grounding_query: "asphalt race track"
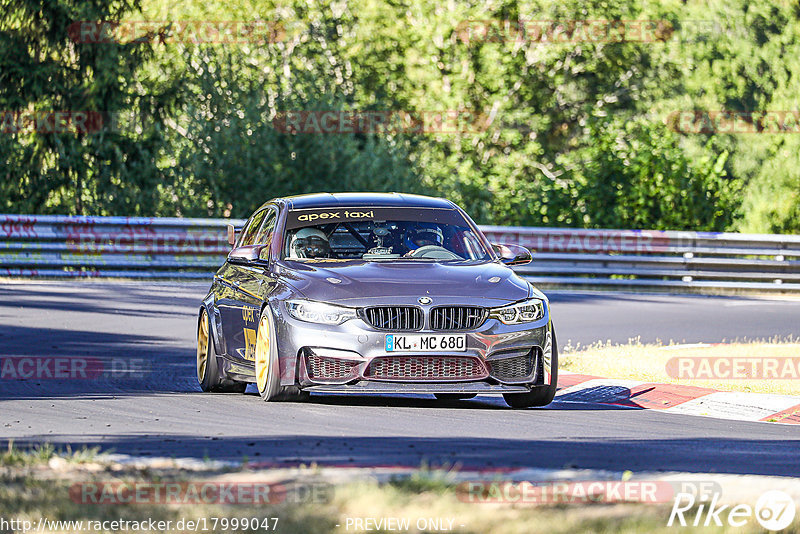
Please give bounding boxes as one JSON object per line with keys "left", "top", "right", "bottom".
{"left": 1, "top": 282, "right": 799, "bottom": 476}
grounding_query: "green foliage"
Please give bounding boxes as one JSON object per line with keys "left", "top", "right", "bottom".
{"left": 1, "top": 0, "right": 798, "bottom": 232}
{"left": 0, "top": 0, "right": 180, "bottom": 215}
{"left": 160, "top": 46, "right": 426, "bottom": 218}
{"left": 0, "top": 442, "right": 55, "bottom": 466}
{"left": 571, "top": 118, "right": 738, "bottom": 230}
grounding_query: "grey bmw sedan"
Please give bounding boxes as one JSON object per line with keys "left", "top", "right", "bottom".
{"left": 197, "top": 192, "right": 557, "bottom": 408}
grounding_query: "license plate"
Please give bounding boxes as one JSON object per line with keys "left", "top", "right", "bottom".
{"left": 385, "top": 334, "right": 467, "bottom": 352}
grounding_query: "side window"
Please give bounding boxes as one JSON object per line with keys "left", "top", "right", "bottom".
{"left": 238, "top": 210, "right": 267, "bottom": 247}
{"left": 254, "top": 210, "right": 277, "bottom": 246}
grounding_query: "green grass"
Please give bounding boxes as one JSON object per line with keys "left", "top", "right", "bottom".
{"left": 2, "top": 450, "right": 797, "bottom": 533}
{"left": 561, "top": 338, "right": 800, "bottom": 396}
{"left": 1, "top": 442, "right": 102, "bottom": 466}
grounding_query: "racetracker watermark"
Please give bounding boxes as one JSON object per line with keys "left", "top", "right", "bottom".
{"left": 455, "top": 19, "right": 732, "bottom": 45}
{"left": 0, "top": 517, "right": 279, "bottom": 533}
{"left": 481, "top": 229, "right": 685, "bottom": 254}
{"left": 667, "top": 110, "right": 800, "bottom": 134}
{"left": 65, "top": 229, "right": 227, "bottom": 255}
{"left": 0, "top": 110, "right": 153, "bottom": 136}
{"left": 0, "top": 357, "right": 150, "bottom": 380}
{"left": 272, "top": 110, "right": 492, "bottom": 135}
{"left": 666, "top": 357, "right": 800, "bottom": 380}
{"left": 455, "top": 19, "right": 676, "bottom": 44}
{"left": 0, "top": 111, "right": 105, "bottom": 134}
{"left": 67, "top": 20, "right": 287, "bottom": 44}
{"left": 70, "top": 481, "right": 331, "bottom": 505}
{"left": 456, "top": 480, "right": 679, "bottom": 504}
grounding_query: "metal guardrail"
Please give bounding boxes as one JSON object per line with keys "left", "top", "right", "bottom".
{"left": 0, "top": 214, "right": 238, "bottom": 279}
{"left": 481, "top": 225, "right": 800, "bottom": 291}
{"left": 2, "top": 214, "right": 800, "bottom": 291}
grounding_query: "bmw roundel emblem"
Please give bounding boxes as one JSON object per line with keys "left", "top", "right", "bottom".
{"left": 418, "top": 296, "right": 432, "bottom": 305}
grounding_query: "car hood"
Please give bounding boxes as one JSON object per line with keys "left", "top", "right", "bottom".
{"left": 277, "top": 259, "right": 533, "bottom": 307}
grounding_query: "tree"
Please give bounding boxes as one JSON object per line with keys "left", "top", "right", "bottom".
{"left": 0, "top": 0, "right": 179, "bottom": 215}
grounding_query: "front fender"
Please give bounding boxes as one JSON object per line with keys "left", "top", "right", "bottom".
{"left": 265, "top": 281, "right": 303, "bottom": 386}
{"left": 201, "top": 291, "right": 227, "bottom": 356}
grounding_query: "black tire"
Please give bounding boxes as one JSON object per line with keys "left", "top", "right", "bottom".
{"left": 434, "top": 394, "right": 477, "bottom": 401}
{"left": 197, "top": 309, "right": 247, "bottom": 393}
{"left": 503, "top": 328, "right": 558, "bottom": 408}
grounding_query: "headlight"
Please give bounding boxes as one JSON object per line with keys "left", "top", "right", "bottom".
{"left": 286, "top": 300, "right": 357, "bottom": 325}
{"left": 489, "top": 299, "right": 544, "bottom": 324}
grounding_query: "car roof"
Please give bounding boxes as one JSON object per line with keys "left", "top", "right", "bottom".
{"left": 276, "top": 192, "right": 457, "bottom": 210}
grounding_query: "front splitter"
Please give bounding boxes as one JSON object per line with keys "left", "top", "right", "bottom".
{"left": 302, "top": 381, "right": 535, "bottom": 395}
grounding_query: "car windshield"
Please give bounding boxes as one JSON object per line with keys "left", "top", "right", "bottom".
{"left": 282, "top": 207, "right": 493, "bottom": 262}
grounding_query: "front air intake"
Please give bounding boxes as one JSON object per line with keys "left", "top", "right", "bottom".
{"left": 430, "top": 306, "right": 486, "bottom": 331}
{"left": 365, "top": 356, "right": 487, "bottom": 381}
{"left": 362, "top": 306, "right": 423, "bottom": 331}
{"left": 306, "top": 354, "right": 359, "bottom": 381}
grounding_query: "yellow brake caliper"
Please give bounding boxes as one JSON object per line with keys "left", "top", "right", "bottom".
{"left": 255, "top": 313, "right": 271, "bottom": 392}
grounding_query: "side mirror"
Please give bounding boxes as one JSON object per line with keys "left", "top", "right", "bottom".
{"left": 492, "top": 243, "right": 532, "bottom": 266}
{"left": 226, "top": 223, "right": 236, "bottom": 246}
{"left": 228, "top": 244, "right": 268, "bottom": 263}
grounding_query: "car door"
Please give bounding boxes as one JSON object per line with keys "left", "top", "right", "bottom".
{"left": 221, "top": 207, "right": 279, "bottom": 363}
{"left": 217, "top": 208, "right": 268, "bottom": 361}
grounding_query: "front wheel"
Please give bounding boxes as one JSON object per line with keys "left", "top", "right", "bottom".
{"left": 503, "top": 328, "right": 558, "bottom": 408}
{"left": 255, "top": 308, "right": 282, "bottom": 401}
{"left": 197, "top": 308, "right": 246, "bottom": 393}
{"left": 253, "top": 307, "right": 309, "bottom": 402}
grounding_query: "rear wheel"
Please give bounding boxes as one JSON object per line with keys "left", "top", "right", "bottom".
{"left": 197, "top": 308, "right": 246, "bottom": 393}
{"left": 503, "top": 328, "right": 558, "bottom": 408}
{"left": 434, "top": 394, "right": 477, "bottom": 401}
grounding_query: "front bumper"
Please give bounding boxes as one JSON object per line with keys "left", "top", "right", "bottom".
{"left": 272, "top": 300, "right": 554, "bottom": 391}
{"left": 302, "top": 381, "right": 535, "bottom": 395}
